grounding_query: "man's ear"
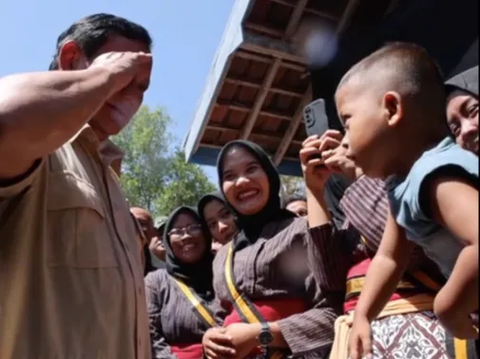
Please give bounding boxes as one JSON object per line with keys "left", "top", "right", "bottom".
{"left": 383, "top": 91, "right": 403, "bottom": 127}
{"left": 57, "top": 40, "right": 87, "bottom": 70}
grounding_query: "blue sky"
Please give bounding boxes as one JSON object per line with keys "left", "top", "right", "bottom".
{"left": 0, "top": 0, "right": 235, "bottom": 179}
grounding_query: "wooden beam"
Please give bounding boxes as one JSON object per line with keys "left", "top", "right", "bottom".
{"left": 240, "top": 58, "right": 282, "bottom": 139}
{"left": 336, "top": 0, "right": 363, "bottom": 34}
{"left": 235, "top": 50, "right": 305, "bottom": 73}
{"left": 285, "top": 0, "right": 309, "bottom": 39}
{"left": 270, "top": 0, "right": 338, "bottom": 21}
{"left": 235, "top": 50, "right": 272, "bottom": 64}
{"left": 206, "top": 124, "right": 303, "bottom": 145}
{"left": 192, "top": 56, "right": 235, "bottom": 154}
{"left": 274, "top": 86, "right": 312, "bottom": 165}
{"left": 241, "top": 32, "right": 306, "bottom": 65}
{"left": 241, "top": 42, "right": 305, "bottom": 66}
{"left": 270, "top": 86, "right": 304, "bottom": 98}
{"left": 199, "top": 142, "right": 300, "bottom": 163}
{"left": 224, "top": 77, "right": 304, "bottom": 98}
{"left": 199, "top": 143, "right": 224, "bottom": 152}
{"left": 215, "top": 101, "right": 293, "bottom": 122}
{"left": 244, "top": 22, "right": 284, "bottom": 38}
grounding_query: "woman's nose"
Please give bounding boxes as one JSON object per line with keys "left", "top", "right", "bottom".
{"left": 180, "top": 231, "right": 192, "bottom": 240}
{"left": 218, "top": 222, "right": 228, "bottom": 234}
{"left": 235, "top": 175, "right": 250, "bottom": 186}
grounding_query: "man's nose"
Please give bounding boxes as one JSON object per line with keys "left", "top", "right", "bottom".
{"left": 461, "top": 119, "right": 478, "bottom": 142}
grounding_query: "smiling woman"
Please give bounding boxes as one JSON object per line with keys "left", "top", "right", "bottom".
{"left": 201, "top": 140, "right": 340, "bottom": 359}
{"left": 145, "top": 207, "right": 226, "bottom": 359}
{"left": 446, "top": 66, "right": 479, "bottom": 155}
{"left": 198, "top": 191, "right": 238, "bottom": 252}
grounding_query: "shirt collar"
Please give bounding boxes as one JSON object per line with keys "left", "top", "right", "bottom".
{"left": 69, "top": 124, "right": 124, "bottom": 176}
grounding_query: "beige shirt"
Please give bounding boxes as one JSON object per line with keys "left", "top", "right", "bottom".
{"left": 0, "top": 126, "right": 150, "bottom": 359}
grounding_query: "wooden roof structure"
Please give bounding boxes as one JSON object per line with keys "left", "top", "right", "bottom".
{"left": 183, "top": 0, "right": 478, "bottom": 176}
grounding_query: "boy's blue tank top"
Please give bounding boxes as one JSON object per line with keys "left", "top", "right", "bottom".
{"left": 385, "top": 137, "right": 478, "bottom": 277}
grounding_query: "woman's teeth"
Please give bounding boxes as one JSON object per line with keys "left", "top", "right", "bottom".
{"left": 237, "top": 190, "right": 258, "bottom": 200}
{"left": 183, "top": 243, "right": 196, "bottom": 252}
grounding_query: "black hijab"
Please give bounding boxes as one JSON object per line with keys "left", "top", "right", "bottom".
{"left": 446, "top": 66, "right": 479, "bottom": 97}
{"left": 217, "top": 140, "right": 296, "bottom": 251}
{"left": 163, "top": 206, "right": 214, "bottom": 300}
{"left": 197, "top": 191, "right": 226, "bottom": 224}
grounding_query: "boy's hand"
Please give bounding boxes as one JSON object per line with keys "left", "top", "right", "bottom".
{"left": 348, "top": 316, "right": 373, "bottom": 359}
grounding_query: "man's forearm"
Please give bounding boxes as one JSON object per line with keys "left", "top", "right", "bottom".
{"left": 0, "top": 68, "right": 113, "bottom": 177}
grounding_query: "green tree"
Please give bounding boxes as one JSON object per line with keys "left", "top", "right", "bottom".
{"left": 112, "top": 106, "right": 215, "bottom": 217}
{"left": 155, "top": 150, "right": 216, "bottom": 215}
{"left": 281, "top": 175, "right": 305, "bottom": 197}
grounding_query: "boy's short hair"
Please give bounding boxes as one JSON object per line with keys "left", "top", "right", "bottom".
{"left": 338, "top": 42, "right": 447, "bottom": 122}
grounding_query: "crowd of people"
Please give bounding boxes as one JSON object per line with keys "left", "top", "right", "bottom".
{"left": 0, "top": 12, "right": 478, "bottom": 359}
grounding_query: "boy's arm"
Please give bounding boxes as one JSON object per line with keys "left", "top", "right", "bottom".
{"left": 353, "top": 210, "right": 415, "bottom": 321}
{"left": 429, "top": 175, "right": 479, "bottom": 339}
{"left": 348, "top": 211, "right": 414, "bottom": 359}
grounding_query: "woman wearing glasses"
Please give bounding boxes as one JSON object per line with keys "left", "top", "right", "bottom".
{"left": 145, "top": 207, "right": 226, "bottom": 359}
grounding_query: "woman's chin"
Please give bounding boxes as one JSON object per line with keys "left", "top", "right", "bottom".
{"left": 234, "top": 200, "right": 266, "bottom": 216}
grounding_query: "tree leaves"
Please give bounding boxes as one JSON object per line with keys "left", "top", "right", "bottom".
{"left": 112, "top": 106, "right": 215, "bottom": 217}
{"left": 281, "top": 175, "right": 305, "bottom": 197}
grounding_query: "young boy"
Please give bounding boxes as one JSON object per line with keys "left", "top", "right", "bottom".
{"left": 334, "top": 43, "right": 479, "bottom": 359}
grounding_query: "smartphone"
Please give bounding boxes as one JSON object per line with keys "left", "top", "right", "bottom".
{"left": 304, "top": 98, "right": 329, "bottom": 138}
{"left": 303, "top": 98, "right": 329, "bottom": 164}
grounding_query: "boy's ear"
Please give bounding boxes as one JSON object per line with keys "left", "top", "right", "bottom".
{"left": 383, "top": 91, "right": 403, "bottom": 127}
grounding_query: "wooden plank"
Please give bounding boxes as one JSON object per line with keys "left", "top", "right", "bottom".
{"left": 285, "top": 0, "right": 309, "bottom": 39}
{"left": 192, "top": 55, "right": 235, "bottom": 154}
{"left": 206, "top": 124, "right": 303, "bottom": 145}
{"left": 244, "top": 22, "right": 284, "bottom": 38}
{"left": 215, "top": 101, "right": 293, "bottom": 122}
{"left": 274, "top": 86, "right": 312, "bottom": 165}
{"left": 224, "top": 77, "right": 304, "bottom": 98}
{"left": 240, "top": 31, "right": 306, "bottom": 65}
{"left": 235, "top": 51, "right": 305, "bottom": 72}
{"left": 241, "top": 42, "right": 305, "bottom": 65}
{"left": 270, "top": 0, "right": 339, "bottom": 21}
{"left": 240, "top": 58, "right": 282, "bottom": 139}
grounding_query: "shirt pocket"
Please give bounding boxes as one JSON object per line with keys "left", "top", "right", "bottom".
{"left": 46, "top": 171, "right": 118, "bottom": 268}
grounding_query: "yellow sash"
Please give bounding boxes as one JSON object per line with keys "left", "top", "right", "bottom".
{"left": 346, "top": 276, "right": 416, "bottom": 299}
{"left": 174, "top": 278, "right": 217, "bottom": 328}
{"left": 225, "top": 244, "right": 284, "bottom": 359}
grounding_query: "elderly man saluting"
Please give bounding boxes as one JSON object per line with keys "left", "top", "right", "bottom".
{"left": 0, "top": 14, "right": 153, "bottom": 359}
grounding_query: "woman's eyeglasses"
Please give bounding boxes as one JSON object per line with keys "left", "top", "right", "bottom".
{"left": 168, "top": 224, "right": 203, "bottom": 239}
